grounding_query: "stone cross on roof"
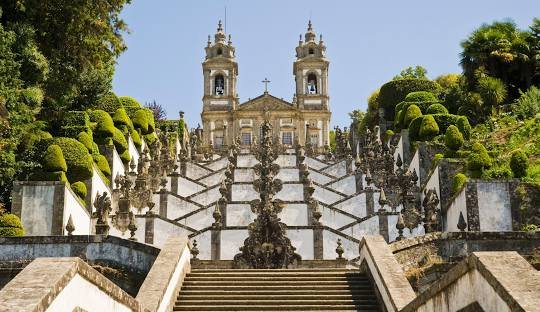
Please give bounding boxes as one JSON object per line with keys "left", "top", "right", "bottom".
{"left": 262, "top": 77, "right": 271, "bottom": 93}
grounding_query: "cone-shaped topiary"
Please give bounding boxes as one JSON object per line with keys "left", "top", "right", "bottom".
{"left": 403, "top": 104, "right": 422, "bottom": 128}
{"left": 77, "top": 132, "right": 93, "bottom": 152}
{"left": 419, "top": 115, "right": 439, "bottom": 140}
{"left": 53, "top": 137, "right": 94, "bottom": 183}
{"left": 408, "top": 116, "right": 424, "bottom": 141}
{"left": 43, "top": 144, "right": 67, "bottom": 172}
{"left": 510, "top": 149, "right": 528, "bottom": 178}
{"left": 378, "top": 79, "right": 440, "bottom": 118}
{"left": 0, "top": 214, "right": 24, "bottom": 236}
{"left": 89, "top": 110, "right": 115, "bottom": 140}
{"left": 444, "top": 125, "right": 464, "bottom": 151}
{"left": 71, "top": 181, "right": 87, "bottom": 200}
{"left": 427, "top": 103, "right": 449, "bottom": 115}
{"left": 112, "top": 127, "right": 128, "bottom": 153}
{"left": 132, "top": 109, "right": 150, "bottom": 134}
{"left": 119, "top": 149, "right": 131, "bottom": 164}
{"left": 467, "top": 142, "right": 492, "bottom": 178}
{"left": 456, "top": 116, "right": 471, "bottom": 140}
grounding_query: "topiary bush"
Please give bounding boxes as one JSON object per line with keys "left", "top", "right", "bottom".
{"left": 408, "top": 116, "right": 424, "bottom": 141}
{"left": 484, "top": 165, "right": 512, "bottom": 179}
{"left": 71, "top": 181, "right": 87, "bottom": 200}
{"left": 119, "top": 149, "right": 131, "bottom": 164}
{"left": 394, "top": 109, "right": 404, "bottom": 129}
{"left": 467, "top": 142, "right": 492, "bottom": 178}
{"left": 378, "top": 78, "right": 441, "bottom": 120}
{"left": 403, "top": 104, "right": 422, "bottom": 128}
{"left": 452, "top": 173, "right": 468, "bottom": 193}
{"left": 61, "top": 111, "right": 90, "bottom": 138}
{"left": 112, "top": 128, "right": 128, "bottom": 153}
{"left": 456, "top": 116, "right": 472, "bottom": 140}
{"left": 403, "top": 91, "right": 439, "bottom": 112}
{"left": 94, "top": 92, "right": 122, "bottom": 113}
{"left": 53, "top": 137, "right": 94, "bottom": 183}
{"left": 444, "top": 125, "right": 464, "bottom": 151}
{"left": 431, "top": 114, "right": 461, "bottom": 133}
{"left": 144, "top": 132, "right": 157, "bottom": 145}
{"left": 419, "top": 115, "right": 439, "bottom": 141}
{"left": 132, "top": 108, "right": 155, "bottom": 135}
{"left": 427, "top": 103, "right": 449, "bottom": 115}
{"left": 77, "top": 132, "right": 93, "bottom": 152}
{"left": 119, "top": 96, "right": 141, "bottom": 108}
{"left": 131, "top": 129, "right": 142, "bottom": 149}
{"left": 89, "top": 110, "right": 115, "bottom": 140}
{"left": 43, "top": 144, "right": 67, "bottom": 172}
{"left": 510, "top": 149, "right": 528, "bottom": 178}
{"left": 113, "top": 108, "right": 133, "bottom": 131}
{"left": 93, "top": 154, "right": 111, "bottom": 177}
{"left": 0, "top": 214, "right": 24, "bottom": 236}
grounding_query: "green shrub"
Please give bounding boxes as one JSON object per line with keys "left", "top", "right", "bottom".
{"left": 132, "top": 108, "right": 156, "bottom": 135}
{"left": 484, "top": 165, "right": 512, "bottom": 179}
{"left": 0, "top": 214, "right": 24, "bottom": 237}
{"left": 71, "top": 181, "right": 87, "bottom": 200}
{"left": 31, "top": 171, "right": 68, "bottom": 183}
{"left": 119, "top": 96, "right": 141, "bottom": 108}
{"left": 94, "top": 92, "right": 122, "bottom": 113}
{"left": 144, "top": 132, "right": 157, "bottom": 144}
{"left": 53, "top": 137, "right": 94, "bottom": 183}
{"left": 521, "top": 224, "right": 540, "bottom": 232}
{"left": 378, "top": 78, "right": 440, "bottom": 119}
{"left": 404, "top": 91, "right": 438, "bottom": 103}
{"left": 130, "top": 129, "right": 142, "bottom": 149}
{"left": 77, "top": 132, "right": 93, "bottom": 152}
{"left": 403, "top": 104, "right": 422, "bottom": 128}
{"left": 456, "top": 116, "right": 472, "bottom": 140}
{"left": 93, "top": 154, "right": 111, "bottom": 177}
{"left": 444, "top": 125, "right": 464, "bottom": 150}
{"left": 510, "top": 149, "right": 528, "bottom": 178}
{"left": 452, "top": 173, "right": 468, "bottom": 193}
{"left": 61, "top": 111, "right": 91, "bottom": 138}
{"left": 20, "top": 86, "right": 44, "bottom": 107}
{"left": 394, "top": 109, "right": 403, "bottom": 129}
{"left": 431, "top": 114, "right": 461, "bottom": 133}
{"left": 427, "top": 103, "right": 449, "bottom": 115}
{"left": 431, "top": 153, "right": 444, "bottom": 171}
{"left": 112, "top": 127, "right": 128, "bottom": 153}
{"left": 512, "top": 86, "right": 540, "bottom": 120}
{"left": 43, "top": 144, "right": 67, "bottom": 172}
{"left": 119, "top": 149, "right": 131, "bottom": 164}
{"left": 113, "top": 108, "right": 133, "bottom": 130}
{"left": 408, "top": 116, "right": 424, "bottom": 141}
{"left": 419, "top": 115, "right": 439, "bottom": 140}
{"left": 89, "top": 110, "right": 115, "bottom": 140}
{"left": 467, "top": 142, "right": 492, "bottom": 178}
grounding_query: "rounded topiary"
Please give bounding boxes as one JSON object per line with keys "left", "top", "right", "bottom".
{"left": 456, "top": 116, "right": 471, "bottom": 140}
{"left": 119, "top": 96, "right": 141, "bottom": 108}
{"left": 419, "top": 115, "right": 439, "bottom": 140}
{"left": 510, "top": 149, "right": 528, "bottom": 178}
{"left": 53, "top": 137, "right": 94, "bottom": 183}
{"left": 132, "top": 109, "right": 152, "bottom": 135}
{"left": 452, "top": 173, "right": 468, "bottom": 193}
{"left": 93, "top": 154, "right": 111, "bottom": 177}
{"left": 394, "top": 110, "right": 403, "bottom": 129}
{"left": 378, "top": 78, "right": 440, "bottom": 118}
{"left": 95, "top": 92, "right": 122, "bottom": 113}
{"left": 119, "top": 149, "right": 131, "bottom": 164}
{"left": 71, "top": 181, "right": 87, "bottom": 200}
{"left": 113, "top": 108, "right": 134, "bottom": 130}
{"left": 144, "top": 132, "right": 157, "bottom": 144}
{"left": 427, "top": 103, "right": 449, "bottom": 115}
{"left": 467, "top": 142, "right": 492, "bottom": 177}
{"left": 77, "top": 132, "right": 93, "bottom": 152}
{"left": 408, "top": 116, "right": 424, "bottom": 141}
{"left": 89, "top": 110, "right": 115, "bottom": 140}
{"left": 444, "top": 125, "right": 464, "bottom": 151}
{"left": 404, "top": 91, "right": 438, "bottom": 103}
{"left": 112, "top": 127, "right": 128, "bottom": 153}
{"left": 43, "top": 144, "right": 67, "bottom": 172}
{"left": 403, "top": 104, "right": 422, "bottom": 128}
{"left": 130, "top": 129, "right": 142, "bottom": 149}
{"left": 0, "top": 214, "right": 24, "bottom": 237}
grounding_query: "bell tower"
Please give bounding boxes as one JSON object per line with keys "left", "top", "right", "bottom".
{"left": 293, "top": 21, "right": 329, "bottom": 110}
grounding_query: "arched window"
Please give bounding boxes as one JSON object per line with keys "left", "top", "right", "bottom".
{"left": 217, "top": 48, "right": 223, "bottom": 55}
{"left": 309, "top": 48, "right": 314, "bottom": 55}
{"left": 214, "top": 75, "right": 225, "bottom": 95}
{"left": 307, "top": 73, "right": 317, "bottom": 94}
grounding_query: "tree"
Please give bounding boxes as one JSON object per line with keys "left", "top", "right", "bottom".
{"left": 145, "top": 100, "right": 167, "bottom": 122}
{"left": 393, "top": 66, "right": 428, "bottom": 80}
{"left": 476, "top": 76, "right": 507, "bottom": 115}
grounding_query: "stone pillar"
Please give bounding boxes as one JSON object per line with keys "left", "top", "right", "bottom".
{"left": 52, "top": 183, "right": 66, "bottom": 235}
{"left": 159, "top": 191, "right": 168, "bottom": 218}
{"left": 465, "top": 183, "right": 480, "bottom": 231}
{"left": 365, "top": 189, "right": 375, "bottom": 215}
{"left": 378, "top": 213, "right": 389, "bottom": 242}
{"left": 355, "top": 172, "right": 363, "bottom": 193}
{"left": 508, "top": 181, "right": 522, "bottom": 230}
{"left": 144, "top": 215, "right": 155, "bottom": 244}
{"left": 313, "top": 225, "right": 323, "bottom": 260}
{"left": 170, "top": 173, "right": 179, "bottom": 195}
{"left": 210, "top": 228, "right": 221, "bottom": 260}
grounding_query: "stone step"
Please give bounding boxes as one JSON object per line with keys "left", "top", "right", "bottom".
{"left": 173, "top": 304, "right": 379, "bottom": 311}
{"left": 181, "top": 284, "right": 373, "bottom": 291}
{"left": 185, "top": 276, "right": 368, "bottom": 282}
{"left": 178, "top": 294, "right": 377, "bottom": 301}
{"left": 182, "top": 280, "right": 370, "bottom": 286}
{"left": 190, "top": 268, "right": 356, "bottom": 273}
{"left": 178, "top": 289, "right": 374, "bottom": 296}
{"left": 176, "top": 299, "right": 378, "bottom": 305}
{"left": 187, "top": 271, "right": 363, "bottom": 278}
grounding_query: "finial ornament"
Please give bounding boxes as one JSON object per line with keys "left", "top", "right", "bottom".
{"left": 217, "top": 20, "right": 223, "bottom": 32}
{"left": 308, "top": 20, "right": 313, "bottom": 31}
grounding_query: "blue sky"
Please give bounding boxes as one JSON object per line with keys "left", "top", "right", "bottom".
{"left": 113, "top": 0, "right": 540, "bottom": 128}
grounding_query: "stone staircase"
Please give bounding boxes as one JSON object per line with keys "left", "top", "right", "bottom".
{"left": 174, "top": 269, "right": 381, "bottom": 311}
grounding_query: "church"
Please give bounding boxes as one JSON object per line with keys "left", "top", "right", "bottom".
{"left": 200, "top": 20, "right": 331, "bottom": 151}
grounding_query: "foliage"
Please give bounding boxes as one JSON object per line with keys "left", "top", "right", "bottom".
{"left": 93, "top": 154, "right": 111, "bottom": 177}
{"left": 393, "top": 66, "right": 428, "bottom": 80}
{"left": 43, "top": 144, "right": 67, "bottom": 172}
{"left": 349, "top": 109, "right": 366, "bottom": 136}
{"left": 0, "top": 213, "right": 24, "bottom": 236}
{"left": 404, "top": 91, "right": 438, "bottom": 104}
{"left": 144, "top": 100, "right": 166, "bottom": 122}
{"left": 427, "top": 103, "right": 449, "bottom": 115}
{"left": 483, "top": 164, "right": 513, "bottom": 179}
{"left": 510, "top": 149, "right": 528, "bottom": 178}
{"left": 178, "top": 118, "right": 185, "bottom": 143}
{"left": 71, "top": 181, "right": 87, "bottom": 200}
{"left": 119, "top": 149, "right": 131, "bottom": 164}
{"left": 419, "top": 115, "right": 439, "bottom": 140}
{"left": 476, "top": 76, "right": 507, "bottom": 114}
{"left": 144, "top": 132, "right": 157, "bottom": 145}
{"left": 512, "top": 86, "right": 540, "bottom": 120}
{"left": 77, "top": 132, "right": 93, "bottom": 152}
{"left": 112, "top": 127, "right": 128, "bottom": 153}
{"left": 521, "top": 224, "right": 540, "bottom": 232}
{"left": 119, "top": 96, "right": 141, "bottom": 108}
{"left": 89, "top": 110, "right": 115, "bottom": 140}
{"left": 467, "top": 142, "right": 492, "bottom": 177}
{"left": 378, "top": 79, "right": 440, "bottom": 119}
{"left": 130, "top": 129, "right": 142, "bottom": 149}
{"left": 94, "top": 92, "right": 122, "bottom": 113}
{"left": 452, "top": 173, "right": 468, "bottom": 193}
{"left": 408, "top": 116, "right": 424, "bottom": 141}
{"left": 132, "top": 108, "right": 155, "bottom": 135}
{"left": 456, "top": 116, "right": 472, "bottom": 140}
{"left": 112, "top": 108, "right": 133, "bottom": 134}
{"left": 403, "top": 104, "right": 422, "bottom": 128}
{"left": 445, "top": 125, "right": 464, "bottom": 151}
{"left": 329, "top": 130, "right": 336, "bottom": 152}
{"left": 52, "top": 137, "right": 94, "bottom": 183}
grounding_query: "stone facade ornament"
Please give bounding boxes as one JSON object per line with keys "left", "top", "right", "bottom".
{"left": 65, "top": 214, "right": 75, "bottom": 235}
{"left": 191, "top": 240, "right": 199, "bottom": 260}
{"left": 423, "top": 188, "right": 441, "bottom": 233}
{"left": 458, "top": 211, "right": 467, "bottom": 232}
{"left": 233, "top": 120, "right": 301, "bottom": 269}
{"left": 93, "top": 192, "right": 111, "bottom": 235}
{"left": 335, "top": 238, "right": 344, "bottom": 259}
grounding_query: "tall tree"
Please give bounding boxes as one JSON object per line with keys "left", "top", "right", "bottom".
{"left": 393, "top": 66, "right": 428, "bottom": 80}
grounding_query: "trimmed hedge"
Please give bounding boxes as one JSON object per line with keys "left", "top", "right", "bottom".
{"left": 144, "top": 132, "right": 157, "bottom": 145}
{"left": 456, "top": 116, "right": 471, "bottom": 140}
{"left": 131, "top": 129, "right": 142, "bottom": 149}
{"left": 119, "top": 149, "right": 131, "bottom": 164}
{"left": 93, "top": 154, "right": 111, "bottom": 177}
{"left": 71, "top": 181, "right": 87, "bottom": 200}
{"left": 510, "top": 150, "right": 528, "bottom": 178}
{"left": 404, "top": 91, "right": 438, "bottom": 103}
{"left": 43, "top": 144, "right": 67, "bottom": 172}
{"left": 112, "top": 128, "right": 128, "bottom": 153}
{"left": 53, "top": 137, "right": 94, "bottom": 183}
{"left": 467, "top": 142, "right": 492, "bottom": 178}
{"left": 31, "top": 171, "right": 68, "bottom": 183}
{"left": 409, "top": 116, "right": 424, "bottom": 141}
{"left": 95, "top": 92, "right": 122, "bottom": 113}
{"left": 0, "top": 214, "right": 24, "bottom": 237}
{"left": 444, "top": 125, "right": 464, "bottom": 151}
{"left": 113, "top": 108, "right": 134, "bottom": 131}
{"left": 452, "top": 173, "right": 468, "bottom": 193}
{"left": 61, "top": 111, "right": 90, "bottom": 138}
{"left": 394, "top": 109, "right": 404, "bottom": 129}
{"left": 403, "top": 104, "right": 422, "bottom": 128}
{"left": 419, "top": 115, "right": 439, "bottom": 140}
{"left": 119, "top": 96, "right": 141, "bottom": 108}
{"left": 77, "top": 132, "right": 93, "bottom": 152}
{"left": 132, "top": 108, "right": 155, "bottom": 135}
{"left": 89, "top": 110, "right": 115, "bottom": 142}
{"left": 378, "top": 79, "right": 440, "bottom": 118}
{"left": 427, "top": 103, "right": 449, "bottom": 115}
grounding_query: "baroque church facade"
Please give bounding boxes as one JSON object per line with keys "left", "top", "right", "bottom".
{"left": 200, "top": 20, "right": 331, "bottom": 150}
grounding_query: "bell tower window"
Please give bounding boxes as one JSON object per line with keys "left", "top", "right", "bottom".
{"left": 307, "top": 73, "right": 318, "bottom": 95}
{"left": 217, "top": 48, "right": 223, "bottom": 55}
{"left": 214, "top": 75, "right": 225, "bottom": 95}
{"left": 309, "top": 48, "right": 314, "bottom": 55}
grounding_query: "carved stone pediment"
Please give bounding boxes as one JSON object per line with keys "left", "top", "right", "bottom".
{"left": 237, "top": 93, "right": 296, "bottom": 112}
